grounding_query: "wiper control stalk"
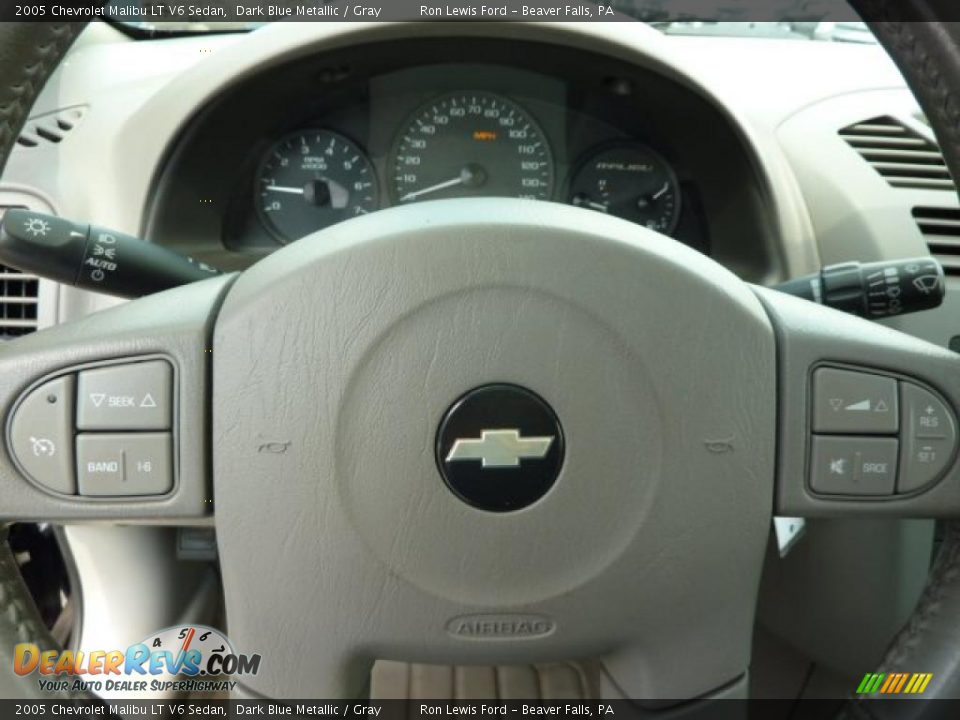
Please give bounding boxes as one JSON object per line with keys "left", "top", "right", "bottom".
{"left": 774, "top": 257, "right": 945, "bottom": 319}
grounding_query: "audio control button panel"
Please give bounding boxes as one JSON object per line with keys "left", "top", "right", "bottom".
{"left": 809, "top": 366, "right": 958, "bottom": 497}
{"left": 7, "top": 358, "right": 176, "bottom": 498}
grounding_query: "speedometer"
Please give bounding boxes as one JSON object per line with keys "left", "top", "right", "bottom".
{"left": 390, "top": 92, "right": 554, "bottom": 205}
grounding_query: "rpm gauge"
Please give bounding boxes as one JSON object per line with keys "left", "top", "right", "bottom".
{"left": 568, "top": 142, "right": 681, "bottom": 234}
{"left": 390, "top": 92, "right": 554, "bottom": 204}
{"left": 257, "top": 129, "right": 377, "bottom": 243}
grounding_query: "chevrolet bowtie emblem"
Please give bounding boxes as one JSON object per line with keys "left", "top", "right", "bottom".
{"left": 446, "top": 429, "right": 554, "bottom": 468}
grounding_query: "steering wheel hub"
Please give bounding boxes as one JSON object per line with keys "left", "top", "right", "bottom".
{"left": 211, "top": 198, "right": 777, "bottom": 698}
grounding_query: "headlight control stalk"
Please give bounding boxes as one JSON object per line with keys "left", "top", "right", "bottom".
{"left": 0, "top": 209, "right": 222, "bottom": 299}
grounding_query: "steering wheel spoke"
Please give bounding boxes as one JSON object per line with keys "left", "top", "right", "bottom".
{"left": 757, "top": 286, "right": 960, "bottom": 517}
{"left": 0, "top": 275, "right": 232, "bottom": 522}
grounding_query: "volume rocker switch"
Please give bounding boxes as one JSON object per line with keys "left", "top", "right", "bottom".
{"left": 812, "top": 368, "right": 898, "bottom": 434}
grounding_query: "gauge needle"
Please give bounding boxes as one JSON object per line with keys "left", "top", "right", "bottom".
{"left": 651, "top": 183, "right": 670, "bottom": 201}
{"left": 571, "top": 194, "right": 609, "bottom": 213}
{"left": 399, "top": 165, "right": 486, "bottom": 202}
{"left": 399, "top": 176, "right": 465, "bottom": 202}
{"left": 265, "top": 185, "right": 305, "bottom": 195}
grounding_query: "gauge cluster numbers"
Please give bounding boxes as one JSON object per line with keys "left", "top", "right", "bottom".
{"left": 390, "top": 91, "right": 555, "bottom": 205}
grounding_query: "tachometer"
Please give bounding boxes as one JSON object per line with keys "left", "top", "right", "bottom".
{"left": 257, "top": 129, "right": 377, "bottom": 243}
{"left": 390, "top": 92, "right": 554, "bottom": 205}
{"left": 568, "top": 142, "right": 681, "bottom": 234}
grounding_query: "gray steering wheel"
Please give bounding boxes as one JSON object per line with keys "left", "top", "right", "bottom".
{"left": 1, "top": 8, "right": 960, "bottom": 706}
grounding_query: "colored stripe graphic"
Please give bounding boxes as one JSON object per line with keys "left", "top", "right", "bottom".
{"left": 880, "top": 674, "right": 897, "bottom": 693}
{"left": 856, "top": 674, "right": 874, "bottom": 694}
{"left": 857, "top": 672, "right": 932, "bottom": 695}
{"left": 860, "top": 673, "right": 881, "bottom": 694}
{"left": 904, "top": 674, "right": 920, "bottom": 693}
{"left": 892, "top": 673, "right": 909, "bottom": 693}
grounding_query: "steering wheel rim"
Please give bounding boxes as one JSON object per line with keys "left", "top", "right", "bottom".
{"left": 0, "top": 21, "right": 97, "bottom": 701}
{"left": 845, "top": 6, "right": 960, "bottom": 710}
{"left": 1, "top": 9, "right": 960, "bottom": 705}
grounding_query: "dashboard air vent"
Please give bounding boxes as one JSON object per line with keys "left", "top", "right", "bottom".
{"left": 0, "top": 207, "right": 39, "bottom": 338}
{"left": 16, "top": 107, "right": 86, "bottom": 149}
{"left": 0, "top": 264, "right": 39, "bottom": 338}
{"left": 840, "top": 116, "right": 956, "bottom": 192}
{"left": 914, "top": 206, "right": 960, "bottom": 275}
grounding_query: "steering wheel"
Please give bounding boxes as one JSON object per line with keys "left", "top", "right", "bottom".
{"left": 2, "top": 8, "right": 960, "bottom": 706}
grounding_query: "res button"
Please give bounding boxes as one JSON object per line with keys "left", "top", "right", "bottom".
{"left": 897, "top": 383, "right": 958, "bottom": 494}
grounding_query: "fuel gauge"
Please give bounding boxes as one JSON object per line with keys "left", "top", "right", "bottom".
{"left": 568, "top": 142, "right": 681, "bottom": 235}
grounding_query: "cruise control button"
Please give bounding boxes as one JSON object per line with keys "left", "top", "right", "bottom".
{"left": 9, "top": 376, "right": 76, "bottom": 494}
{"left": 812, "top": 368, "right": 898, "bottom": 434}
{"left": 898, "top": 383, "right": 958, "bottom": 493}
{"left": 77, "top": 433, "right": 173, "bottom": 497}
{"left": 810, "top": 436, "right": 898, "bottom": 496}
{"left": 77, "top": 360, "right": 172, "bottom": 431}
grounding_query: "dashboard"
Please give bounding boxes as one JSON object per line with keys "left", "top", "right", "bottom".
{"left": 145, "top": 38, "right": 778, "bottom": 278}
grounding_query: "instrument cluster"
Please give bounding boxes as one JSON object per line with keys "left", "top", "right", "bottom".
{"left": 149, "top": 51, "right": 743, "bottom": 268}
{"left": 245, "top": 80, "right": 695, "bottom": 248}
